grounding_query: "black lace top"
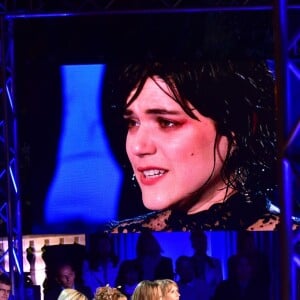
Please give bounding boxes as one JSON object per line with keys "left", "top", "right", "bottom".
{"left": 107, "top": 193, "right": 291, "bottom": 233}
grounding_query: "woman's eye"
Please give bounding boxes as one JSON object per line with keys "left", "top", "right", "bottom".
{"left": 158, "top": 118, "right": 178, "bottom": 128}
{"left": 124, "top": 118, "right": 139, "bottom": 129}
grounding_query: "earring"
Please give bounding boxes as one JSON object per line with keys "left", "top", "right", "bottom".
{"left": 131, "top": 173, "right": 137, "bottom": 188}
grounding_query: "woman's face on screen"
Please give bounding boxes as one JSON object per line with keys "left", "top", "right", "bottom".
{"left": 124, "top": 77, "right": 229, "bottom": 213}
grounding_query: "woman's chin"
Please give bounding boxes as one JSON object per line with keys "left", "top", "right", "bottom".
{"left": 142, "top": 196, "right": 172, "bottom": 211}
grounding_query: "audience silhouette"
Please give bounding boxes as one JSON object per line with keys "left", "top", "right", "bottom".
{"left": 117, "top": 232, "right": 174, "bottom": 285}
{"left": 212, "top": 253, "right": 269, "bottom": 300}
{"left": 82, "top": 232, "right": 120, "bottom": 296}
{"left": 115, "top": 259, "right": 143, "bottom": 298}
{"left": 175, "top": 255, "right": 210, "bottom": 300}
{"left": 227, "top": 232, "right": 271, "bottom": 291}
{"left": 189, "top": 231, "right": 223, "bottom": 298}
{"left": 37, "top": 231, "right": 276, "bottom": 300}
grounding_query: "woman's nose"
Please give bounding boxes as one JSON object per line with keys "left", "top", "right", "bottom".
{"left": 127, "top": 125, "right": 156, "bottom": 157}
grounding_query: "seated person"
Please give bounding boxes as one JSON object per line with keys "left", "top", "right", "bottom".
{"left": 175, "top": 255, "right": 210, "bottom": 300}
{"left": 115, "top": 231, "right": 173, "bottom": 297}
{"left": 82, "top": 232, "right": 120, "bottom": 295}
{"left": 44, "top": 261, "right": 93, "bottom": 300}
{"left": 58, "top": 288, "right": 88, "bottom": 300}
{"left": 0, "top": 273, "right": 11, "bottom": 300}
{"left": 189, "top": 231, "right": 223, "bottom": 298}
{"left": 132, "top": 280, "right": 162, "bottom": 300}
{"left": 94, "top": 285, "right": 127, "bottom": 300}
{"left": 115, "top": 259, "right": 142, "bottom": 298}
{"left": 212, "top": 254, "right": 270, "bottom": 300}
{"left": 156, "top": 279, "right": 180, "bottom": 300}
{"left": 131, "top": 232, "right": 174, "bottom": 280}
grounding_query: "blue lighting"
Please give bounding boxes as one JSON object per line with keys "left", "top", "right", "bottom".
{"left": 44, "top": 64, "right": 123, "bottom": 230}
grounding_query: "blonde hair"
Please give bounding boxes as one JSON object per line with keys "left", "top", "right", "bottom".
{"left": 113, "top": 294, "right": 127, "bottom": 300}
{"left": 94, "top": 285, "right": 127, "bottom": 300}
{"left": 155, "top": 279, "right": 178, "bottom": 297}
{"left": 57, "top": 288, "right": 88, "bottom": 300}
{"left": 132, "top": 280, "right": 162, "bottom": 300}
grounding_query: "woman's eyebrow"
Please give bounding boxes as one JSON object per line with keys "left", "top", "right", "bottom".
{"left": 123, "top": 108, "right": 181, "bottom": 116}
{"left": 146, "top": 108, "right": 181, "bottom": 115}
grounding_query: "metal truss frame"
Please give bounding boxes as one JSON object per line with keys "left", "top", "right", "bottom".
{"left": 274, "top": 3, "right": 293, "bottom": 299}
{"left": 0, "top": 1, "right": 299, "bottom": 299}
{"left": 0, "top": 13, "right": 24, "bottom": 300}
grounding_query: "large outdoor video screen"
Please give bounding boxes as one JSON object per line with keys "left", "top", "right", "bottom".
{"left": 13, "top": 11, "right": 281, "bottom": 234}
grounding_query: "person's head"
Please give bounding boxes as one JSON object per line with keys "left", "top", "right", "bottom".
{"left": 55, "top": 262, "right": 76, "bottom": 289}
{"left": 94, "top": 285, "right": 127, "bottom": 300}
{"left": 132, "top": 280, "right": 162, "bottom": 300}
{"left": 89, "top": 232, "right": 113, "bottom": 257}
{"left": 104, "top": 61, "right": 277, "bottom": 213}
{"left": 156, "top": 279, "right": 180, "bottom": 300}
{"left": 190, "top": 231, "right": 207, "bottom": 255}
{"left": 236, "top": 232, "right": 257, "bottom": 255}
{"left": 87, "top": 232, "right": 119, "bottom": 268}
{"left": 175, "top": 256, "right": 195, "bottom": 283}
{"left": 228, "top": 255, "right": 254, "bottom": 283}
{"left": 112, "top": 291, "right": 127, "bottom": 300}
{"left": 0, "top": 273, "right": 11, "bottom": 300}
{"left": 57, "top": 288, "right": 87, "bottom": 300}
{"left": 116, "top": 260, "right": 142, "bottom": 286}
{"left": 136, "top": 232, "right": 162, "bottom": 257}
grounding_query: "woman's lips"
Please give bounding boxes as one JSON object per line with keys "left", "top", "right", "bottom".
{"left": 137, "top": 167, "right": 168, "bottom": 185}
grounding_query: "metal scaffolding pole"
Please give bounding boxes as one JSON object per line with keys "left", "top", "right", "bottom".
{"left": 0, "top": 14, "right": 24, "bottom": 300}
{"left": 273, "top": 0, "right": 294, "bottom": 299}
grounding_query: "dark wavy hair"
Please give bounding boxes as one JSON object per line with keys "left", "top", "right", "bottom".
{"left": 0, "top": 273, "right": 11, "bottom": 286}
{"left": 102, "top": 61, "right": 278, "bottom": 205}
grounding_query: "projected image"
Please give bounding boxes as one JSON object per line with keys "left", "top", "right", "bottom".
{"left": 102, "top": 61, "right": 281, "bottom": 232}
{"left": 18, "top": 61, "right": 284, "bottom": 233}
{"left": 14, "top": 13, "right": 288, "bottom": 235}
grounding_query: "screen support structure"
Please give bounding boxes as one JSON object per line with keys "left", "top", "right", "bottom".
{"left": 0, "top": 1, "right": 299, "bottom": 300}
{"left": 273, "top": 1, "right": 293, "bottom": 300}
{"left": 0, "top": 14, "right": 25, "bottom": 300}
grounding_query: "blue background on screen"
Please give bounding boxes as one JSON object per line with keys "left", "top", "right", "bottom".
{"left": 44, "top": 64, "right": 123, "bottom": 228}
